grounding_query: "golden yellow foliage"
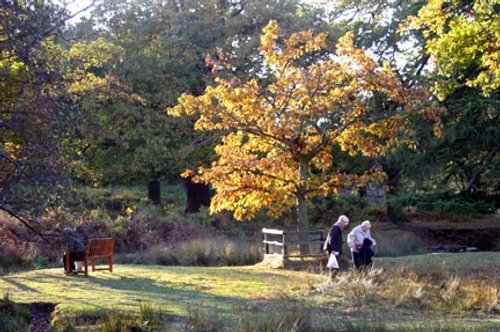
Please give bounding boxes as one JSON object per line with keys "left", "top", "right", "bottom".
{"left": 168, "top": 21, "right": 444, "bottom": 221}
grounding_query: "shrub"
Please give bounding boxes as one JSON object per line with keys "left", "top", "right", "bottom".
{"left": 334, "top": 269, "right": 382, "bottom": 307}
{"left": 375, "top": 230, "right": 425, "bottom": 257}
{"left": 144, "top": 245, "right": 178, "bottom": 266}
{"left": 218, "top": 239, "right": 263, "bottom": 266}
{"left": 235, "top": 299, "right": 312, "bottom": 332}
{"left": 336, "top": 316, "right": 387, "bottom": 332}
{"left": 322, "top": 265, "right": 499, "bottom": 315}
{"left": 175, "top": 239, "right": 222, "bottom": 266}
{"left": 380, "top": 267, "right": 428, "bottom": 308}
{"left": 174, "top": 238, "right": 263, "bottom": 267}
{"left": 113, "top": 253, "right": 145, "bottom": 265}
{"left": 0, "top": 232, "right": 39, "bottom": 270}
{"left": 0, "top": 293, "right": 30, "bottom": 332}
{"left": 185, "top": 305, "right": 224, "bottom": 332}
{"left": 186, "top": 298, "right": 312, "bottom": 332}
{"left": 437, "top": 276, "right": 500, "bottom": 313}
{"left": 99, "top": 311, "right": 135, "bottom": 332}
{"left": 99, "top": 303, "right": 170, "bottom": 332}
{"left": 389, "top": 192, "right": 495, "bottom": 216}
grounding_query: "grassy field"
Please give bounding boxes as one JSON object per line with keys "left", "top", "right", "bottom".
{"left": 1, "top": 253, "right": 499, "bottom": 331}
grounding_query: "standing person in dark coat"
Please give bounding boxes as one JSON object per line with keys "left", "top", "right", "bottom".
{"left": 324, "top": 215, "right": 350, "bottom": 279}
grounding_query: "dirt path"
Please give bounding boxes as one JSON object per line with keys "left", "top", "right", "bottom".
{"left": 29, "top": 303, "right": 55, "bottom": 332}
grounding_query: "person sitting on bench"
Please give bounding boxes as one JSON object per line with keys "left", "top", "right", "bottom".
{"left": 62, "top": 227, "right": 85, "bottom": 273}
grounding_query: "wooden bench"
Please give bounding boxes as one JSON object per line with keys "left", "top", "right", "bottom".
{"left": 65, "top": 237, "right": 115, "bottom": 276}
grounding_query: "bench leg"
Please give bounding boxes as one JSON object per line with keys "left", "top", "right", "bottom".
{"left": 65, "top": 253, "right": 71, "bottom": 275}
{"left": 84, "top": 257, "right": 88, "bottom": 276}
{"left": 109, "top": 256, "right": 113, "bottom": 273}
{"left": 92, "top": 259, "right": 96, "bottom": 271}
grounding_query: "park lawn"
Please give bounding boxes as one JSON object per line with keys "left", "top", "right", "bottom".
{"left": 375, "top": 251, "right": 500, "bottom": 274}
{"left": 0, "top": 264, "right": 322, "bottom": 320}
{"left": 0, "top": 252, "right": 499, "bottom": 330}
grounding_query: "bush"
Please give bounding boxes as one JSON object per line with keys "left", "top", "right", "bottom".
{"left": 218, "top": 239, "right": 263, "bottom": 266}
{"left": 321, "top": 265, "right": 499, "bottom": 315}
{"left": 99, "top": 303, "right": 170, "bottom": 332}
{"left": 375, "top": 230, "right": 425, "bottom": 257}
{"left": 0, "top": 293, "right": 30, "bottom": 332}
{"left": 235, "top": 299, "right": 312, "bottom": 332}
{"left": 186, "top": 298, "right": 312, "bottom": 332}
{"left": 389, "top": 192, "right": 495, "bottom": 216}
{"left": 174, "top": 238, "right": 263, "bottom": 267}
{"left": 334, "top": 269, "right": 381, "bottom": 307}
{"left": 437, "top": 276, "right": 499, "bottom": 313}
{"left": 0, "top": 233, "right": 39, "bottom": 270}
{"left": 186, "top": 305, "right": 224, "bottom": 332}
{"left": 144, "top": 245, "right": 178, "bottom": 266}
{"left": 175, "top": 239, "right": 223, "bottom": 266}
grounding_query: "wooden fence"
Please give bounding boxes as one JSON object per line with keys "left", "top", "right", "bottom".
{"left": 262, "top": 228, "right": 326, "bottom": 258}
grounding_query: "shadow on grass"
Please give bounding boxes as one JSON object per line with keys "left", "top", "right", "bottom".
{"left": 5, "top": 271, "right": 248, "bottom": 313}
{"left": 2, "top": 277, "right": 39, "bottom": 293}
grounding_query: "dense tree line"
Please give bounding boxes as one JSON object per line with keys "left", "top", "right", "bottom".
{"left": 1, "top": 0, "right": 498, "bottom": 235}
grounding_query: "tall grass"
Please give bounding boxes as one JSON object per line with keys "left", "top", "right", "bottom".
{"left": 186, "top": 305, "right": 224, "bottom": 332}
{"left": 140, "top": 238, "right": 263, "bottom": 267}
{"left": 375, "top": 230, "right": 425, "bottom": 257}
{"left": 0, "top": 293, "right": 30, "bottom": 332}
{"left": 99, "top": 303, "right": 170, "bottom": 332}
{"left": 320, "top": 266, "right": 499, "bottom": 314}
{"left": 186, "top": 298, "right": 312, "bottom": 332}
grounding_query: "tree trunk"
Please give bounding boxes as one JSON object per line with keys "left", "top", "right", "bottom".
{"left": 464, "top": 144, "right": 500, "bottom": 193}
{"left": 185, "top": 178, "right": 211, "bottom": 213}
{"left": 297, "top": 159, "right": 310, "bottom": 255}
{"left": 148, "top": 179, "right": 161, "bottom": 205}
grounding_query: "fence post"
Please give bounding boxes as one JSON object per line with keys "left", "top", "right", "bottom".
{"left": 283, "top": 232, "right": 288, "bottom": 257}
{"left": 264, "top": 231, "right": 269, "bottom": 254}
{"left": 319, "top": 231, "right": 324, "bottom": 252}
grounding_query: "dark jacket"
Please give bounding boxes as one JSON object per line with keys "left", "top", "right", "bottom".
{"left": 64, "top": 230, "right": 85, "bottom": 251}
{"left": 326, "top": 224, "right": 343, "bottom": 255}
{"left": 359, "top": 238, "right": 374, "bottom": 267}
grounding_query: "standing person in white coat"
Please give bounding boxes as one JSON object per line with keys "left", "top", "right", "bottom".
{"left": 347, "top": 220, "right": 376, "bottom": 270}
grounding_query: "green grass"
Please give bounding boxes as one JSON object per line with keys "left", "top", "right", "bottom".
{"left": 0, "top": 265, "right": 317, "bottom": 319}
{"left": 375, "top": 251, "right": 500, "bottom": 273}
{"left": 0, "top": 252, "right": 499, "bottom": 330}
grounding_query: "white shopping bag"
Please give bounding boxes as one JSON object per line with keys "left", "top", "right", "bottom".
{"left": 327, "top": 253, "right": 339, "bottom": 269}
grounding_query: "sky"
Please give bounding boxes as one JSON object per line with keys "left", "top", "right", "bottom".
{"left": 59, "top": 0, "right": 96, "bottom": 22}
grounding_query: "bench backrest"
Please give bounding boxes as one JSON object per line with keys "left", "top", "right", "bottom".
{"left": 85, "top": 237, "right": 115, "bottom": 257}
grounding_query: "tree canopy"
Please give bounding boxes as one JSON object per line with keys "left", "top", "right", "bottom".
{"left": 170, "top": 21, "right": 444, "bottom": 249}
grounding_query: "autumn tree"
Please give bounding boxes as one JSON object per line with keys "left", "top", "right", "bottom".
{"left": 70, "top": 0, "right": 330, "bottom": 207}
{"left": 403, "top": 0, "right": 499, "bottom": 195}
{"left": 170, "top": 21, "right": 443, "bottom": 253}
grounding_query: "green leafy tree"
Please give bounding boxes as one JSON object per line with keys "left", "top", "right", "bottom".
{"left": 408, "top": 0, "right": 499, "bottom": 98}
{"left": 402, "top": 0, "right": 499, "bottom": 196}
{"left": 70, "top": 0, "right": 332, "bottom": 206}
{"left": 0, "top": 0, "right": 96, "bottom": 236}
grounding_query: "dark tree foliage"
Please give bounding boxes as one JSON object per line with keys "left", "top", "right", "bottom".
{"left": 0, "top": 1, "right": 93, "bottom": 237}
{"left": 69, "top": 0, "right": 332, "bottom": 208}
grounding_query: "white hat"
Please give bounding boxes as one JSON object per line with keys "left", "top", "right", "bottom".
{"left": 361, "top": 220, "right": 371, "bottom": 228}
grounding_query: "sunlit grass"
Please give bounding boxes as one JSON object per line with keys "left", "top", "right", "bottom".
{"left": 0, "top": 264, "right": 320, "bottom": 319}
{"left": 375, "top": 251, "right": 500, "bottom": 274}
{"left": 0, "top": 252, "right": 499, "bottom": 330}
